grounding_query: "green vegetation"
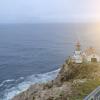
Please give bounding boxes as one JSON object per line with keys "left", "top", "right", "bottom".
{"left": 59, "top": 63, "right": 100, "bottom": 100}
{"left": 70, "top": 79, "right": 100, "bottom": 100}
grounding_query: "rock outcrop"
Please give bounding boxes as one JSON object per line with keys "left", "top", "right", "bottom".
{"left": 12, "top": 62, "right": 100, "bottom": 100}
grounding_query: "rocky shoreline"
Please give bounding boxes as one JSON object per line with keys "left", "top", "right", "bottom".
{"left": 12, "top": 61, "right": 100, "bottom": 100}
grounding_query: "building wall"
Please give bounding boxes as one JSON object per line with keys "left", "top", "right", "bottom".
{"left": 86, "top": 54, "right": 100, "bottom": 62}
{"left": 73, "top": 54, "right": 83, "bottom": 63}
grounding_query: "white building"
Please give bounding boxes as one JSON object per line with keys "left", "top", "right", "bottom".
{"left": 84, "top": 47, "right": 100, "bottom": 63}
{"left": 72, "top": 42, "right": 83, "bottom": 64}
{"left": 71, "top": 42, "right": 100, "bottom": 64}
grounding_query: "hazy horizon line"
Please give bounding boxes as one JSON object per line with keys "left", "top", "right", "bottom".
{"left": 0, "top": 21, "right": 100, "bottom": 24}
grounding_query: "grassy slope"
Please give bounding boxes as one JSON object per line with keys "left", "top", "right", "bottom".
{"left": 68, "top": 63, "right": 100, "bottom": 100}
{"left": 70, "top": 79, "right": 100, "bottom": 100}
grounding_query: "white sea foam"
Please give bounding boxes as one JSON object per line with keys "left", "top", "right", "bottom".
{"left": 0, "top": 79, "right": 15, "bottom": 88}
{"left": 2, "top": 68, "right": 60, "bottom": 100}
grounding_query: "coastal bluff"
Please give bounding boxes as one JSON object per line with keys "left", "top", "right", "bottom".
{"left": 12, "top": 62, "right": 100, "bottom": 100}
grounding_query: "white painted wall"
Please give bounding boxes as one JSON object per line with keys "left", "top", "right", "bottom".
{"left": 86, "top": 54, "right": 100, "bottom": 62}
{"left": 73, "top": 51, "right": 83, "bottom": 63}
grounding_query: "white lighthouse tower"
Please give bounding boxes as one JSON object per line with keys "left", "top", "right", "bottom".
{"left": 73, "top": 41, "right": 83, "bottom": 63}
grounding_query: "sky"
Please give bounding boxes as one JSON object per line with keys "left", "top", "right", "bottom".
{"left": 0, "top": 0, "right": 100, "bottom": 23}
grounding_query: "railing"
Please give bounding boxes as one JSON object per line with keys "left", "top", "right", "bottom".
{"left": 84, "top": 86, "right": 100, "bottom": 100}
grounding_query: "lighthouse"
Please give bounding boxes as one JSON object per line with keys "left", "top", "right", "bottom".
{"left": 72, "top": 41, "right": 83, "bottom": 63}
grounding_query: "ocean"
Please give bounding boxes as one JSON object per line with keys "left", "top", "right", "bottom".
{"left": 0, "top": 23, "right": 100, "bottom": 100}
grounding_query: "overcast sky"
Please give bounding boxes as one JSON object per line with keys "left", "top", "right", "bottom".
{"left": 0, "top": 0, "right": 100, "bottom": 23}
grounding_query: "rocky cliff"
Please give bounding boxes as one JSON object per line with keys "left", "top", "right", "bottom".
{"left": 12, "top": 62, "right": 100, "bottom": 100}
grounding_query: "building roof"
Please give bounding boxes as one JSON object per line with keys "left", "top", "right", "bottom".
{"left": 84, "top": 47, "right": 96, "bottom": 56}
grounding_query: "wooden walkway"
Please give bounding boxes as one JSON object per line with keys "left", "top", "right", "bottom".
{"left": 84, "top": 86, "right": 100, "bottom": 100}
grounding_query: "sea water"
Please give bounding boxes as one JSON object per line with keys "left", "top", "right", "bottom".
{"left": 0, "top": 23, "right": 100, "bottom": 100}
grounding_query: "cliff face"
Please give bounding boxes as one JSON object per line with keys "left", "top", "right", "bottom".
{"left": 12, "top": 63, "right": 100, "bottom": 100}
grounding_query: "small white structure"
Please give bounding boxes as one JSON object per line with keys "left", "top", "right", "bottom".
{"left": 72, "top": 42, "right": 83, "bottom": 63}
{"left": 84, "top": 47, "right": 100, "bottom": 63}
{"left": 87, "top": 54, "right": 100, "bottom": 62}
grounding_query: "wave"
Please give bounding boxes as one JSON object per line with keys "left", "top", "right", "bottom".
{"left": 0, "top": 79, "right": 15, "bottom": 88}
{"left": 1, "top": 68, "right": 60, "bottom": 100}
